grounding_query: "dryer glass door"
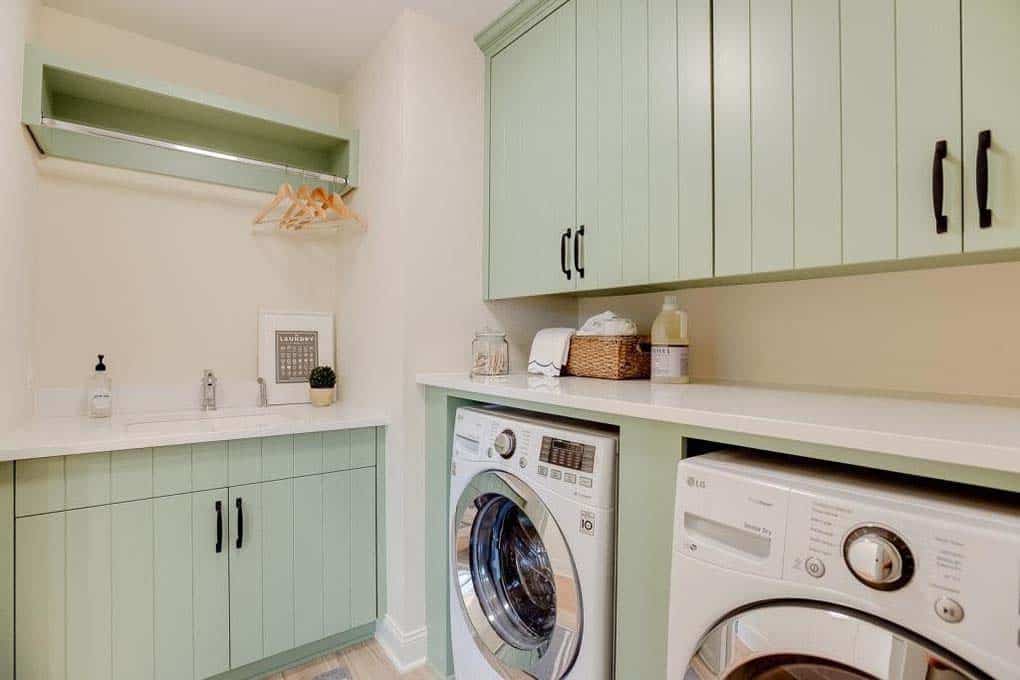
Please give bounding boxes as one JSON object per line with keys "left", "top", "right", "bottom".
{"left": 685, "top": 603, "right": 987, "bottom": 680}
{"left": 454, "top": 470, "right": 582, "bottom": 680}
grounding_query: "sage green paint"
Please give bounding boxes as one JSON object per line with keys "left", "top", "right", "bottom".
{"left": 22, "top": 46, "right": 359, "bottom": 196}
{"left": 261, "top": 435, "right": 294, "bottom": 482}
{"left": 424, "top": 386, "right": 1020, "bottom": 679}
{"left": 111, "top": 499, "right": 155, "bottom": 680}
{"left": 4, "top": 427, "right": 386, "bottom": 680}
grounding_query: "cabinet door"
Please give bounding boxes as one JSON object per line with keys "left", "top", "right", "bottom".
{"left": 488, "top": 0, "right": 577, "bottom": 298}
{"left": 16, "top": 513, "right": 66, "bottom": 680}
{"left": 896, "top": 0, "right": 963, "bottom": 258}
{"left": 963, "top": 0, "right": 1020, "bottom": 251}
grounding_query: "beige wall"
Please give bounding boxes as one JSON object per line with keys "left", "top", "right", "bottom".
{"left": 579, "top": 261, "right": 1020, "bottom": 399}
{"left": 0, "top": 0, "right": 41, "bottom": 428}
{"left": 30, "top": 9, "right": 346, "bottom": 389}
{"left": 337, "top": 9, "right": 576, "bottom": 653}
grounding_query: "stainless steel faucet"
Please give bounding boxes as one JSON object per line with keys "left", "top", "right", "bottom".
{"left": 201, "top": 369, "right": 218, "bottom": 411}
{"left": 257, "top": 377, "right": 268, "bottom": 408}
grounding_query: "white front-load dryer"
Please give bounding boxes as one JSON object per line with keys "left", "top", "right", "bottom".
{"left": 668, "top": 450, "right": 1020, "bottom": 680}
{"left": 449, "top": 406, "right": 617, "bottom": 679}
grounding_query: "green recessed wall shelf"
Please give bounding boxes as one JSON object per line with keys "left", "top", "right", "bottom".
{"left": 21, "top": 45, "right": 359, "bottom": 196}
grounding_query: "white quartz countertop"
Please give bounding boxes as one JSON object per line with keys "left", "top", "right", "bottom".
{"left": 417, "top": 373, "right": 1020, "bottom": 476}
{"left": 0, "top": 404, "right": 388, "bottom": 462}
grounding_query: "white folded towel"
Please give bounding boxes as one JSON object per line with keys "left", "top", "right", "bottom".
{"left": 577, "top": 311, "right": 638, "bottom": 336}
{"left": 528, "top": 328, "right": 576, "bottom": 377}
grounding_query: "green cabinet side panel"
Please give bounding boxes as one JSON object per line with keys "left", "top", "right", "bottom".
{"left": 14, "top": 457, "right": 65, "bottom": 517}
{"left": 65, "top": 452, "right": 112, "bottom": 510}
{"left": 192, "top": 489, "right": 230, "bottom": 679}
{"left": 111, "top": 500, "right": 155, "bottom": 680}
{"left": 229, "top": 483, "right": 264, "bottom": 668}
{"left": 323, "top": 471, "right": 352, "bottom": 636}
{"left": 349, "top": 466, "right": 378, "bottom": 627}
{"left": 152, "top": 445, "right": 192, "bottom": 497}
{"left": 294, "top": 432, "right": 325, "bottom": 477}
{"left": 110, "top": 448, "right": 154, "bottom": 503}
{"left": 227, "top": 438, "right": 262, "bottom": 487}
{"left": 153, "top": 494, "right": 195, "bottom": 680}
{"left": 350, "top": 428, "right": 377, "bottom": 469}
{"left": 293, "top": 475, "right": 325, "bottom": 646}
{"left": 65, "top": 506, "right": 113, "bottom": 680}
{"left": 323, "top": 430, "right": 352, "bottom": 472}
{"left": 192, "top": 441, "right": 229, "bottom": 492}
{"left": 963, "top": 0, "right": 1020, "bottom": 251}
{"left": 261, "top": 436, "right": 295, "bottom": 482}
{"left": 15, "top": 512, "right": 66, "bottom": 680}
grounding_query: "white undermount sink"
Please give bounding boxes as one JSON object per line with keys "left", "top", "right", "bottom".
{"left": 125, "top": 412, "right": 291, "bottom": 435}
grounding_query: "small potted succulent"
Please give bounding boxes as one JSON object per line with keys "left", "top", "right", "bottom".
{"left": 308, "top": 365, "right": 337, "bottom": 407}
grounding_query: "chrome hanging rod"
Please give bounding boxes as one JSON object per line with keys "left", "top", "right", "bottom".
{"left": 39, "top": 116, "right": 349, "bottom": 186}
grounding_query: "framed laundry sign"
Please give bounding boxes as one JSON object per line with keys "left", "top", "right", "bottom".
{"left": 258, "top": 311, "right": 335, "bottom": 405}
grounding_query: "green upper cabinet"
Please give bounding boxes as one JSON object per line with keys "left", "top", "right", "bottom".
{"left": 487, "top": 0, "right": 578, "bottom": 299}
{"left": 962, "top": 0, "right": 1020, "bottom": 252}
{"left": 482, "top": 0, "right": 713, "bottom": 299}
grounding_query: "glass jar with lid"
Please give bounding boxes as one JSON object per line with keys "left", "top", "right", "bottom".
{"left": 471, "top": 328, "right": 510, "bottom": 377}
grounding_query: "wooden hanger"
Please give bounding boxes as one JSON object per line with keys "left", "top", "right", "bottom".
{"left": 253, "top": 181, "right": 363, "bottom": 231}
{"left": 252, "top": 183, "right": 296, "bottom": 225}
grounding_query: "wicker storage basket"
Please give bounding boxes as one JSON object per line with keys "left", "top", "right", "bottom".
{"left": 564, "top": 335, "right": 651, "bottom": 380}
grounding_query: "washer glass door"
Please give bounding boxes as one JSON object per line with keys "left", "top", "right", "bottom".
{"left": 685, "top": 603, "right": 987, "bottom": 680}
{"left": 454, "top": 470, "right": 582, "bottom": 680}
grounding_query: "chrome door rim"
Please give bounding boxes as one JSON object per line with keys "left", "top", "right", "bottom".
{"left": 685, "top": 600, "right": 989, "bottom": 680}
{"left": 453, "top": 470, "right": 583, "bottom": 680}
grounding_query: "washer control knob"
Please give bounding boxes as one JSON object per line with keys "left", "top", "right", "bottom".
{"left": 844, "top": 526, "right": 914, "bottom": 590}
{"left": 804, "top": 556, "right": 826, "bottom": 578}
{"left": 934, "top": 597, "right": 965, "bottom": 623}
{"left": 493, "top": 429, "right": 517, "bottom": 459}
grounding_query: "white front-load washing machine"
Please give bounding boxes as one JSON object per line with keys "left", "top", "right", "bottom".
{"left": 449, "top": 406, "right": 618, "bottom": 679}
{"left": 668, "top": 450, "right": 1019, "bottom": 680}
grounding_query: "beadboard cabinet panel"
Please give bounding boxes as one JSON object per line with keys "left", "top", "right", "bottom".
{"left": 488, "top": 0, "right": 577, "bottom": 298}
{"left": 963, "top": 0, "right": 1020, "bottom": 252}
{"left": 713, "top": 0, "right": 753, "bottom": 277}
{"left": 229, "top": 483, "right": 265, "bottom": 668}
{"left": 841, "top": 0, "right": 898, "bottom": 264}
{"left": 896, "top": 0, "right": 963, "bottom": 259}
{"left": 153, "top": 494, "right": 195, "bottom": 680}
{"left": 111, "top": 500, "right": 155, "bottom": 680}
{"left": 66, "top": 507, "right": 113, "bottom": 680}
{"left": 620, "top": 0, "right": 651, "bottom": 285}
{"left": 792, "top": 0, "right": 843, "bottom": 268}
{"left": 192, "top": 489, "right": 230, "bottom": 679}
{"left": 16, "top": 512, "right": 66, "bottom": 680}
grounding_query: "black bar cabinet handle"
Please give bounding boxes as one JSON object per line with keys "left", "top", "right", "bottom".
{"left": 977, "top": 129, "right": 992, "bottom": 228}
{"left": 235, "top": 497, "right": 244, "bottom": 549}
{"left": 932, "top": 140, "right": 948, "bottom": 234}
{"left": 573, "top": 225, "right": 585, "bottom": 278}
{"left": 560, "top": 228, "right": 572, "bottom": 280}
{"left": 215, "top": 500, "right": 223, "bottom": 553}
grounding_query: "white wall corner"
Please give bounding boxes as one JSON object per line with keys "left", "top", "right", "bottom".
{"left": 375, "top": 614, "right": 427, "bottom": 673}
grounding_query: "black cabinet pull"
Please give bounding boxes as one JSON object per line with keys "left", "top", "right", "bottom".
{"left": 560, "top": 228, "right": 572, "bottom": 280}
{"left": 977, "top": 129, "right": 992, "bottom": 228}
{"left": 235, "top": 497, "right": 244, "bottom": 549}
{"left": 574, "top": 225, "right": 585, "bottom": 278}
{"left": 215, "top": 500, "right": 223, "bottom": 553}
{"left": 932, "top": 140, "right": 948, "bottom": 234}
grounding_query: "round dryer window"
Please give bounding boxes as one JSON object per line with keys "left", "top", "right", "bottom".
{"left": 453, "top": 470, "right": 582, "bottom": 680}
{"left": 684, "top": 602, "right": 989, "bottom": 680}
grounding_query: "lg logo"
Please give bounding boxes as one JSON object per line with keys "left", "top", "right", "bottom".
{"left": 687, "top": 476, "right": 706, "bottom": 489}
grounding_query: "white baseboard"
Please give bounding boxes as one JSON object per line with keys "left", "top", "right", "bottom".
{"left": 375, "top": 615, "right": 427, "bottom": 673}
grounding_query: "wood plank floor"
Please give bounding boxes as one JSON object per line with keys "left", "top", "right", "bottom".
{"left": 265, "top": 640, "right": 435, "bottom": 680}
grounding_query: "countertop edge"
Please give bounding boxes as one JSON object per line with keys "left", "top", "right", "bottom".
{"left": 416, "top": 374, "right": 1020, "bottom": 476}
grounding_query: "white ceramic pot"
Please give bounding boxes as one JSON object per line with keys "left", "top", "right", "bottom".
{"left": 309, "top": 387, "right": 334, "bottom": 407}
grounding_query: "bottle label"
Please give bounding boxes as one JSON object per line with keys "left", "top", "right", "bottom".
{"left": 651, "top": 345, "right": 689, "bottom": 379}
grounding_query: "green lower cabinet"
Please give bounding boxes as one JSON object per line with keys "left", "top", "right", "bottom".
{"left": 11, "top": 429, "right": 382, "bottom": 680}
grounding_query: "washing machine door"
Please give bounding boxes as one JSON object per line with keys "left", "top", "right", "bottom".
{"left": 684, "top": 602, "right": 988, "bottom": 680}
{"left": 453, "top": 469, "right": 582, "bottom": 680}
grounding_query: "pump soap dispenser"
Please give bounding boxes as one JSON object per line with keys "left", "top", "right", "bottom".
{"left": 89, "top": 354, "right": 113, "bottom": 418}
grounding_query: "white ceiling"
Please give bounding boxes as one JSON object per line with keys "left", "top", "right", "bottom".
{"left": 43, "top": 0, "right": 515, "bottom": 91}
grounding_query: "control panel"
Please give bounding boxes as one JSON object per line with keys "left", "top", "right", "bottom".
{"left": 453, "top": 407, "right": 617, "bottom": 509}
{"left": 675, "top": 450, "right": 1020, "bottom": 669}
